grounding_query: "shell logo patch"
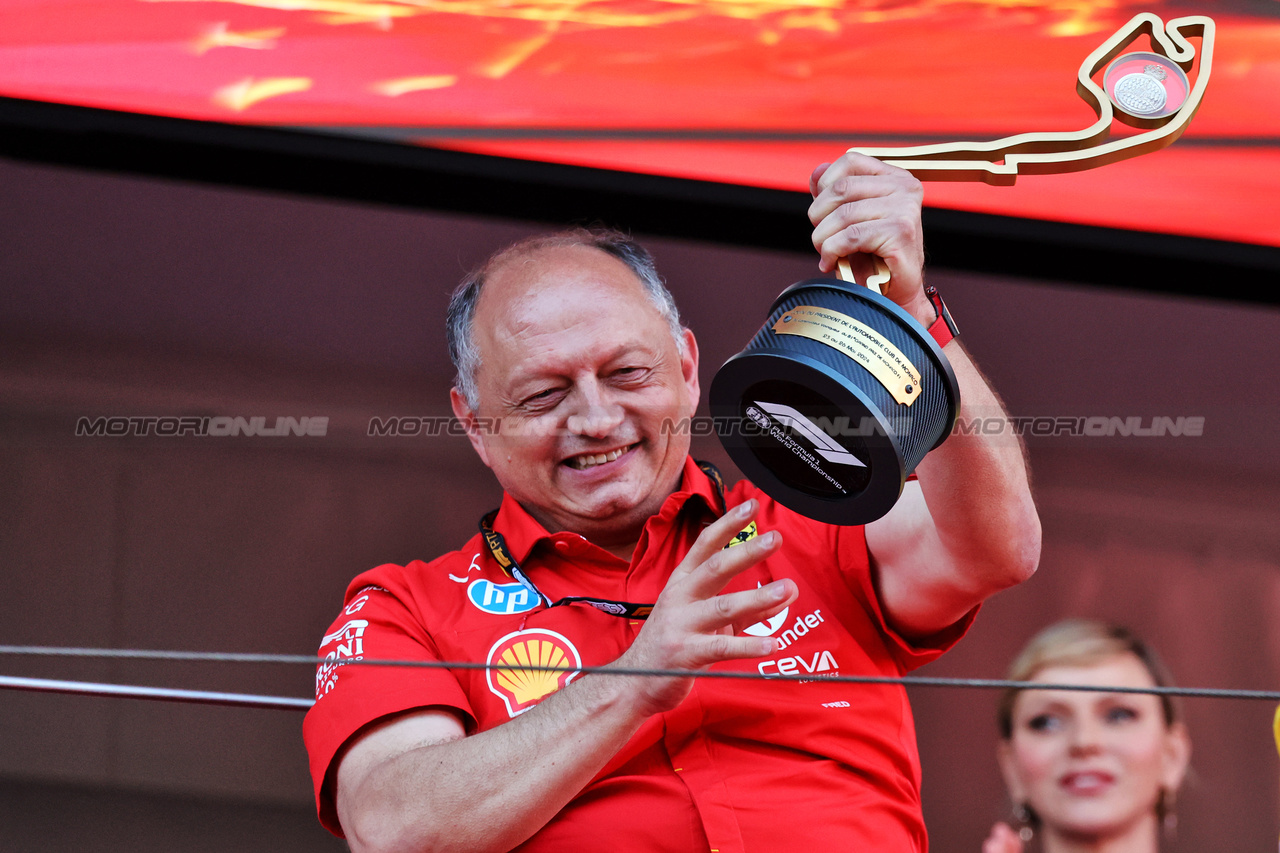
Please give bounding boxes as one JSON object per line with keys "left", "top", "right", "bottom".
{"left": 486, "top": 628, "right": 582, "bottom": 718}
{"left": 724, "top": 521, "right": 759, "bottom": 548}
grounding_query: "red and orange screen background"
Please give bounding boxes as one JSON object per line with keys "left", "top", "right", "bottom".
{"left": 2, "top": 0, "right": 1276, "bottom": 247}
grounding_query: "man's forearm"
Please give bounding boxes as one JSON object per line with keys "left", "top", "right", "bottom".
{"left": 915, "top": 340, "right": 1040, "bottom": 582}
{"left": 865, "top": 338, "right": 1041, "bottom": 638}
{"left": 339, "top": 670, "right": 651, "bottom": 853}
{"left": 335, "top": 506, "right": 795, "bottom": 853}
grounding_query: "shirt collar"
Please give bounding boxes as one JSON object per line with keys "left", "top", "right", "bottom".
{"left": 489, "top": 456, "right": 725, "bottom": 563}
{"left": 663, "top": 456, "right": 726, "bottom": 521}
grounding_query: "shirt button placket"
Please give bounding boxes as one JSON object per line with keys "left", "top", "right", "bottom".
{"left": 663, "top": 685, "right": 746, "bottom": 853}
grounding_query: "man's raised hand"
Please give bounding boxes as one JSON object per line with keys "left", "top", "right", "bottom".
{"left": 808, "top": 152, "right": 932, "bottom": 327}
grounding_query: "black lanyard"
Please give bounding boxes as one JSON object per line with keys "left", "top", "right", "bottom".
{"left": 478, "top": 461, "right": 727, "bottom": 621}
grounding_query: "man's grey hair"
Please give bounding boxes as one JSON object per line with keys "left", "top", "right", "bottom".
{"left": 446, "top": 228, "right": 686, "bottom": 410}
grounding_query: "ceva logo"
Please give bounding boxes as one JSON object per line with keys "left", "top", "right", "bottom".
{"left": 486, "top": 628, "right": 582, "bottom": 717}
{"left": 468, "top": 579, "right": 540, "bottom": 615}
{"left": 758, "top": 649, "right": 839, "bottom": 678}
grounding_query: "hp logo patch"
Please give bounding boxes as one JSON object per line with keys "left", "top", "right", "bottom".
{"left": 468, "top": 579, "right": 539, "bottom": 615}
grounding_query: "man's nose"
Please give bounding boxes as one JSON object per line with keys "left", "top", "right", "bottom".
{"left": 565, "top": 379, "right": 624, "bottom": 438}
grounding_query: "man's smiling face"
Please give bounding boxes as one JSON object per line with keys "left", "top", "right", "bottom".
{"left": 451, "top": 243, "right": 700, "bottom": 553}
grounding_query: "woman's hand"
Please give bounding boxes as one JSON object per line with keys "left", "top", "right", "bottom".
{"left": 981, "top": 821, "right": 1025, "bottom": 853}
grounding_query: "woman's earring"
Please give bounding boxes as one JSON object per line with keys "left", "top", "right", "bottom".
{"left": 1014, "top": 803, "right": 1036, "bottom": 843}
{"left": 1159, "top": 788, "right": 1179, "bottom": 841}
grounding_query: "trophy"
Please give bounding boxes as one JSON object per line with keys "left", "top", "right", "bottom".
{"left": 710, "top": 13, "right": 1214, "bottom": 525}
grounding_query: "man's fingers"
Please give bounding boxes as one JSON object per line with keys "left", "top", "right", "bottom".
{"left": 692, "top": 579, "right": 798, "bottom": 636}
{"left": 808, "top": 174, "right": 909, "bottom": 226}
{"left": 674, "top": 499, "right": 761, "bottom": 579}
{"left": 812, "top": 151, "right": 904, "bottom": 197}
{"left": 687, "top": 631, "right": 779, "bottom": 666}
{"left": 812, "top": 220, "right": 908, "bottom": 279}
{"left": 808, "top": 168, "right": 924, "bottom": 282}
{"left": 810, "top": 199, "right": 899, "bottom": 261}
{"left": 808, "top": 179, "right": 926, "bottom": 295}
{"left": 808, "top": 162, "right": 832, "bottom": 198}
{"left": 683, "top": 528, "right": 783, "bottom": 601}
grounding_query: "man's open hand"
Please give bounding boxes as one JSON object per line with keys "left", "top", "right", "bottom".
{"left": 610, "top": 498, "right": 798, "bottom": 717}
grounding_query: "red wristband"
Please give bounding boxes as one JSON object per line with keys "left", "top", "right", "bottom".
{"left": 924, "top": 285, "right": 959, "bottom": 348}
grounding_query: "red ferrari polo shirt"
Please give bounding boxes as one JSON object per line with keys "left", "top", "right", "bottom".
{"left": 303, "top": 457, "right": 974, "bottom": 851}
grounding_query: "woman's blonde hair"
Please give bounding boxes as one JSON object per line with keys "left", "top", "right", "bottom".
{"left": 996, "top": 619, "right": 1180, "bottom": 740}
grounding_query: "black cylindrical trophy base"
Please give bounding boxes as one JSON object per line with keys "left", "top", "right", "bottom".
{"left": 710, "top": 277, "right": 960, "bottom": 525}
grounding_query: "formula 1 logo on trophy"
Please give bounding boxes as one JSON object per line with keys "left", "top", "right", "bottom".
{"left": 710, "top": 13, "right": 1214, "bottom": 525}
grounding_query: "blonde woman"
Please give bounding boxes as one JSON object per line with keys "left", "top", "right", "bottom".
{"left": 984, "top": 620, "right": 1191, "bottom": 853}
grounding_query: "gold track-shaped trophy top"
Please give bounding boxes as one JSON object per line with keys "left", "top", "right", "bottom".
{"left": 849, "top": 13, "right": 1214, "bottom": 186}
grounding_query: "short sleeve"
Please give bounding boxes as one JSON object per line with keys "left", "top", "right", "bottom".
{"left": 301, "top": 568, "right": 475, "bottom": 836}
{"left": 835, "top": 523, "right": 979, "bottom": 673}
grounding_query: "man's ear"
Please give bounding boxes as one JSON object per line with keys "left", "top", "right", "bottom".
{"left": 450, "top": 387, "right": 491, "bottom": 468}
{"left": 681, "top": 327, "right": 701, "bottom": 412}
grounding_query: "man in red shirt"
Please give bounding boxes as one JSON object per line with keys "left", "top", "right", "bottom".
{"left": 303, "top": 153, "right": 1041, "bottom": 852}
